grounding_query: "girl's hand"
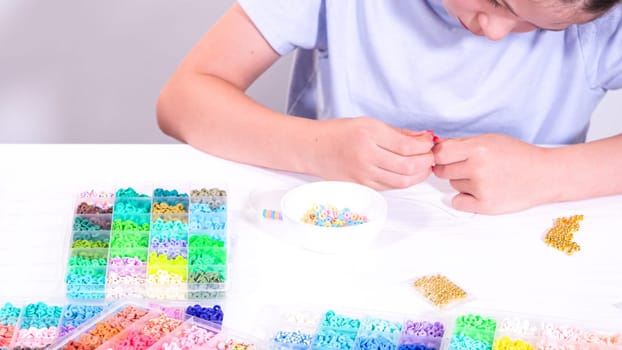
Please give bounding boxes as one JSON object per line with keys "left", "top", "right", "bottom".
{"left": 307, "top": 117, "right": 435, "bottom": 190}
{"left": 432, "top": 133, "right": 551, "bottom": 214}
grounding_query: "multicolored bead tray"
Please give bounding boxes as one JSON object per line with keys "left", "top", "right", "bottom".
{"left": 0, "top": 300, "right": 224, "bottom": 350}
{"left": 48, "top": 302, "right": 247, "bottom": 350}
{"left": 65, "top": 186, "right": 229, "bottom": 300}
{"left": 264, "top": 307, "right": 622, "bottom": 350}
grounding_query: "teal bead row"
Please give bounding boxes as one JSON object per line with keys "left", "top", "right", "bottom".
{"left": 20, "top": 317, "right": 60, "bottom": 329}
{"left": 67, "top": 289, "right": 106, "bottom": 300}
{"left": 151, "top": 219, "right": 189, "bottom": 236}
{"left": 66, "top": 266, "right": 106, "bottom": 282}
{"left": 115, "top": 187, "right": 149, "bottom": 198}
{"left": 0, "top": 302, "right": 21, "bottom": 326}
{"left": 449, "top": 334, "right": 493, "bottom": 350}
{"left": 73, "top": 217, "right": 103, "bottom": 231}
{"left": 68, "top": 255, "right": 108, "bottom": 267}
{"left": 315, "top": 327, "right": 357, "bottom": 349}
{"left": 322, "top": 310, "right": 362, "bottom": 331}
{"left": 154, "top": 188, "right": 189, "bottom": 198}
{"left": 362, "top": 317, "right": 403, "bottom": 334}
{"left": 114, "top": 200, "right": 151, "bottom": 215}
{"left": 22, "top": 303, "right": 62, "bottom": 320}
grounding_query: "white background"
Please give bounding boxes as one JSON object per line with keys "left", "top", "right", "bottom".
{"left": 0, "top": 0, "right": 620, "bottom": 143}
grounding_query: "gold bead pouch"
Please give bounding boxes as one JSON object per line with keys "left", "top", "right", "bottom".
{"left": 409, "top": 273, "right": 472, "bottom": 310}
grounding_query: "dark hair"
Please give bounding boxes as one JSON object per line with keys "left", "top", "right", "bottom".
{"left": 580, "top": 0, "right": 620, "bottom": 13}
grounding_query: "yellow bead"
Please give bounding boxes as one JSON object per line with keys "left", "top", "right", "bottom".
{"left": 544, "top": 214, "right": 584, "bottom": 256}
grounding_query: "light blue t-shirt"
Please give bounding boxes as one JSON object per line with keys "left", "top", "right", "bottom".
{"left": 238, "top": 0, "right": 622, "bottom": 144}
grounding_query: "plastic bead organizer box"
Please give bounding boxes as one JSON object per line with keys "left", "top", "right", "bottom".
{"left": 65, "top": 186, "right": 229, "bottom": 301}
{"left": 0, "top": 300, "right": 225, "bottom": 350}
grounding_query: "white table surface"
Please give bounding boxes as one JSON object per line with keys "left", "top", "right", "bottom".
{"left": 1, "top": 144, "right": 621, "bottom": 336}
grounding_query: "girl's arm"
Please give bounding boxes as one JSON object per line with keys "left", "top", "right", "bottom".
{"left": 432, "top": 133, "right": 622, "bottom": 214}
{"left": 157, "top": 3, "right": 435, "bottom": 190}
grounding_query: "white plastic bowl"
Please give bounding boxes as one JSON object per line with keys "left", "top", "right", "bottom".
{"left": 280, "top": 181, "right": 388, "bottom": 253}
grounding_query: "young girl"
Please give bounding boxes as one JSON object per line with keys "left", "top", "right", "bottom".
{"left": 156, "top": 0, "right": 622, "bottom": 214}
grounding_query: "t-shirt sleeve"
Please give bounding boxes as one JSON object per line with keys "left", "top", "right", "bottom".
{"left": 237, "top": 0, "right": 324, "bottom": 56}
{"left": 578, "top": 5, "right": 622, "bottom": 90}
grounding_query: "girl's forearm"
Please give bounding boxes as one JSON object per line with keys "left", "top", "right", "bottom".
{"left": 543, "top": 134, "right": 622, "bottom": 202}
{"left": 157, "top": 72, "right": 318, "bottom": 174}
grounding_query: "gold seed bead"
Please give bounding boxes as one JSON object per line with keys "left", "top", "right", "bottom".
{"left": 544, "top": 214, "right": 584, "bottom": 256}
